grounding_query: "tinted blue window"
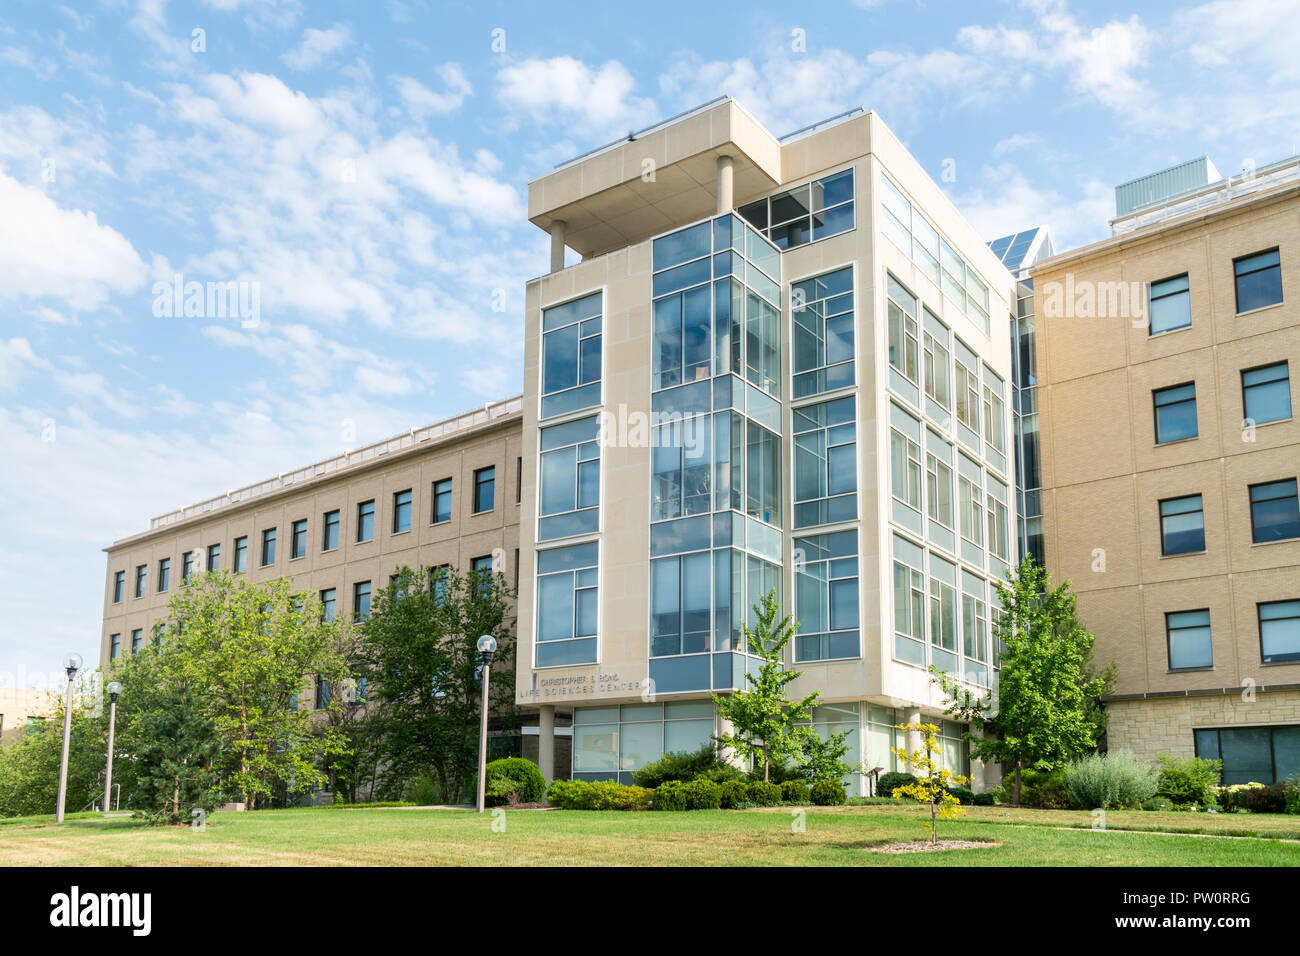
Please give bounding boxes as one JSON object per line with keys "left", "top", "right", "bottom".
{"left": 1243, "top": 362, "right": 1291, "bottom": 424}
{"left": 1250, "top": 479, "right": 1299, "bottom": 542}
{"left": 1234, "top": 248, "right": 1282, "bottom": 313}
{"left": 1154, "top": 383, "right": 1197, "bottom": 443}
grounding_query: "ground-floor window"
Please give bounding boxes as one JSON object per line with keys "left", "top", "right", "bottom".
{"left": 572, "top": 701, "right": 714, "bottom": 784}
{"left": 1194, "top": 724, "right": 1300, "bottom": 784}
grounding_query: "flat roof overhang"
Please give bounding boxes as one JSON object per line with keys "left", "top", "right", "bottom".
{"left": 527, "top": 98, "right": 782, "bottom": 259}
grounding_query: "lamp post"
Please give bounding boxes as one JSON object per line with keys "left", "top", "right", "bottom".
{"left": 55, "top": 652, "right": 83, "bottom": 824}
{"left": 103, "top": 681, "right": 122, "bottom": 813}
{"left": 474, "top": 634, "right": 497, "bottom": 813}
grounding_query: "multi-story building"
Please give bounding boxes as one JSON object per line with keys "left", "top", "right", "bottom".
{"left": 0, "top": 687, "right": 54, "bottom": 744}
{"left": 1033, "top": 156, "right": 1300, "bottom": 783}
{"left": 100, "top": 397, "right": 525, "bottom": 677}
{"left": 517, "top": 98, "right": 1017, "bottom": 793}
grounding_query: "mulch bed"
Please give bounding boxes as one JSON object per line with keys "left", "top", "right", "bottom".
{"left": 869, "top": 840, "right": 999, "bottom": 853}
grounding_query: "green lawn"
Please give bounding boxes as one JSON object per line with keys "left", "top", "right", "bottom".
{"left": 2, "top": 803, "right": 1299, "bottom": 866}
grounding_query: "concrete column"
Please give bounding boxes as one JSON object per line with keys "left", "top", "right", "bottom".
{"left": 716, "top": 155, "right": 734, "bottom": 214}
{"left": 718, "top": 715, "right": 739, "bottom": 767}
{"left": 905, "top": 707, "right": 923, "bottom": 761}
{"left": 537, "top": 705, "right": 556, "bottom": 781}
{"left": 548, "top": 220, "right": 566, "bottom": 274}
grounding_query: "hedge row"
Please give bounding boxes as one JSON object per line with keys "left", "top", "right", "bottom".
{"left": 545, "top": 777, "right": 851, "bottom": 811}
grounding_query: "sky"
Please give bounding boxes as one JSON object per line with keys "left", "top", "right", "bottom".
{"left": 2, "top": 0, "right": 1299, "bottom": 685}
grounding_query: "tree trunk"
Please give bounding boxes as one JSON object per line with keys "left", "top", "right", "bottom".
{"left": 1013, "top": 757, "right": 1023, "bottom": 807}
{"left": 930, "top": 792, "right": 937, "bottom": 843}
{"left": 763, "top": 746, "right": 770, "bottom": 783}
{"left": 172, "top": 778, "right": 180, "bottom": 825}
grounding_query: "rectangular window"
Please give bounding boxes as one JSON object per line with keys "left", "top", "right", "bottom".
{"left": 653, "top": 282, "right": 712, "bottom": 390}
{"left": 1242, "top": 362, "right": 1291, "bottom": 425}
{"left": 886, "top": 274, "right": 918, "bottom": 384}
{"left": 431, "top": 564, "right": 451, "bottom": 603}
{"left": 793, "top": 397, "right": 856, "bottom": 528}
{"left": 793, "top": 530, "right": 859, "bottom": 662}
{"left": 260, "top": 528, "right": 276, "bottom": 566}
{"left": 1234, "top": 248, "right": 1282, "bottom": 313}
{"left": 536, "top": 541, "right": 599, "bottom": 667}
{"left": 542, "top": 291, "right": 602, "bottom": 418}
{"left": 1153, "top": 382, "right": 1198, "bottom": 443}
{"left": 959, "top": 471, "right": 983, "bottom": 548}
{"left": 109, "top": 633, "right": 121, "bottom": 660}
{"left": 471, "top": 555, "right": 493, "bottom": 596}
{"left": 134, "top": 564, "right": 146, "bottom": 598}
{"left": 987, "top": 479, "right": 1010, "bottom": 562}
{"left": 232, "top": 536, "right": 247, "bottom": 572}
{"left": 1149, "top": 274, "right": 1191, "bottom": 334}
{"left": 983, "top": 371, "right": 1006, "bottom": 455}
{"left": 157, "top": 557, "right": 170, "bottom": 593}
{"left": 889, "top": 426, "right": 921, "bottom": 511}
{"left": 320, "top": 511, "right": 339, "bottom": 551}
{"left": 954, "top": 346, "right": 980, "bottom": 434}
{"left": 1250, "top": 478, "right": 1300, "bottom": 543}
{"left": 290, "top": 519, "right": 307, "bottom": 559}
{"left": 181, "top": 551, "right": 194, "bottom": 582}
{"left": 516, "top": 457, "right": 523, "bottom": 503}
{"left": 315, "top": 676, "right": 331, "bottom": 710}
{"left": 1196, "top": 725, "right": 1300, "bottom": 784}
{"left": 926, "top": 447, "right": 954, "bottom": 529}
{"left": 962, "top": 592, "right": 989, "bottom": 679}
{"left": 320, "top": 588, "right": 336, "bottom": 623}
{"left": 473, "top": 467, "right": 495, "bottom": 514}
{"left": 430, "top": 480, "right": 452, "bottom": 524}
{"left": 540, "top": 415, "right": 600, "bottom": 540}
{"left": 928, "top": 576, "right": 958, "bottom": 672}
{"left": 206, "top": 543, "right": 220, "bottom": 572}
{"left": 112, "top": 570, "right": 125, "bottom": 603}
{"left": 922, "top": 310, "right": 951, "bottom": 409}
{"left": 892, "top": 560, "right": 926, "bottom": 666}
{"left": 737, "top": 168, "right": 853, "bottom": 250}
{"left": 1160, "top": 494, "right": 1205, "bottom": 555}
{"left": 1167, "top": 609, "right": 1213, "bottom": 670}
{"left": 392, "top": 489, "right": 412, "bottom": 533}
{"left": 651, "top": 413, "right": 712, "bottom": 523}
{"left": 127, "top": 628, "right": 141, "bottom": 654}
{"left": 1259, "top": 599, "right": 1300, "bottom": 664}
{"left": 356, "top": 500, "right": 374, "bottom": 542}
{"left": 791, "top": 266, "right": 854, "bottom": 398}
{"left": 353, "top": 581, "right": 371, "bottom": 622}
{"left": 650, "top": 550, "right": 713, "bottom": 657}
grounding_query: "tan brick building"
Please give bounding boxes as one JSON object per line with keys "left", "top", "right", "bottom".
{"left": 1033, "top": 160, "right": 1300, "bottom": 782}
{"left": 100, "top": 398, "right": 525, "bottom": 671}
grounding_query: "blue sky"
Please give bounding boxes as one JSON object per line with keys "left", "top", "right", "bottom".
{"left": 2, "top": 0, "right": 1298, "bottom": 683}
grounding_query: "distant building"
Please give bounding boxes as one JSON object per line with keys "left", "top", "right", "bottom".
{"left": 0, "top": 687, "right": 55, "bottom": 745}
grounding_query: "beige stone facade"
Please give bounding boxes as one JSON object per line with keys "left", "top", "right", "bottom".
{"left": 1034, "top": 179, "right": 1300, "bottom": 775}
{"left": 0, "top": 687, "right": 55, "bottom": 744}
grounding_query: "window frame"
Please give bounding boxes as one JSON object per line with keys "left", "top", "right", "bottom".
{"left": 1259, "top": 599, "right": 1300, "bottom": 664}
{"left": 1153, "top": 381, "right": 1198, "bottom": 444}
{"left": 1165, "top": 608, "right": 1214, "bottom": 671}
{"left": 1241, "top": 361, "right": 1292, "bottom": 426}
{"left": 1233, "top": 247, "right": 1283, "bottom": 314}
{"left": 290, "top": 519, "right": 308, "bottom": 560}
{"left": 232, "top": 535, "right": 248, "bottom": 573}
{"left": 356, "top": 500, "right": 375, "bottom": 542}
{"left": 1249, "top": 478, "right": 1300, "bottom": 543}
{"left": 392, "top": 489, "right": 413, "bottom": 534}
{"left": 260, "top": 527, "right": 276, "bottom": 567}
{"left": 473, "top": 466, "right": 495, "bottom": 514}
{"left": 1148, "top": 272, "right": 1191, "bottom": 335}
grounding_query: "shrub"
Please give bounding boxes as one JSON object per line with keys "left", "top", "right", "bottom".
{"left": 1223, "top": 782, "right": 1287, "bottom": 814}
{"left": 972, "top": 791, "right": 996, "bottom": 807}
{"left": 749, "top": 781, "right": 782, "bottom": 807}
{"left": 632, "top": 745, "right": 729, "bottom": 789}
{"left": 876, "top": 772, "right": 918, "bottom": 798}
{"left": 947, "top": 786, "right": 976, "bottom": 805}
{"left": 545, "top": 779, "right": 651, "bottom": 810}
{"left": 996, "top": 768, "right": 1071, "bottom": 808}
{"left": 719, "top": 780, "right": 750, "bottom": 809}
{"left": 1064, "top": 751, "right": 1160, "bottom": 810}
{"left": 1156, "top": 754, "right": 1222, "bottom": 807}
{"left": 1141, "top": 796, "right": 1174, "bottom": 811}
{"left": 781, "top": 780, "right": 811, "bottom": 804}
{"left": 479, "top": 757, "right": 547, "bottom": 807}
{"left": 810, "top": 779, "right": 847, "bottom": 806}
{"left": 1287, "top": 778, "right": 1300, "bottom": 815}
{"left": 681, "top": 779, "right": 722, "bottom": 810}
{"left": 405, "top": 771, "right": 441, "bottom": 806}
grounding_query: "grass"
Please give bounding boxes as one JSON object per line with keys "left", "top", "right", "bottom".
{"left": 2, "top": 803, "right": 1300, "bottom": 866}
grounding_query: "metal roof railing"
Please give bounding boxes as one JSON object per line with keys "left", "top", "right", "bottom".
{"left": 1111, "top": 156, "right": 1300, "bottom": 235}
{"left": 147, "top": 395, "right": 524, "bottom": 530}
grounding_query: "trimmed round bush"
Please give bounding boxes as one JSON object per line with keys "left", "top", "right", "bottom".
{"left": 653, "top": 780, "right": 687, "bottom": 811}
{"left": 681, "top": 779, "right": 722, "bottom": 810}
{"left": 546, "top": 779, "right": 652, "bottom": 810}
{"left": 482, "top": 757, "right": 546, "bottom": 807}
{"left": 972, "top": 791, "right": 996, "bottom": 806}
{"left": 719, "top": 780, "right": 750, "bottom": 809}
{"left": 810, "top": 779, "right": 847, "bottom": 806}
{"left": 781, "top": 780, "right": 811, "bottom": 804}
{"left": 876, "top": 772, "right": 917, "bottom": 798}
{"left": 1156, "top": 755, "right": 1221, "bottom": 807}
{"left": 749, "top": 781, "right": 782, "bottom": 807}
{"left": 947, "top": 786, "right": 976, "bottom": 805}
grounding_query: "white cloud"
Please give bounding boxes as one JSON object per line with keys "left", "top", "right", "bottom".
{"left": 497, "top": 56, "right": 657, "bottom": 134}
{"left": 281, "top": 25, "right": 351, "bottom": 71}
{"left": 391, "top": 64, "right": 472, "bottom": 118}
{"left": 0, "top": 171, "right": 147, "bottom": 311}
{"left": 947, "top": 163, "right": 1114, "bottom": 250}
{"left": 1, "top": 45, "right": 57, "bottom": 79}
